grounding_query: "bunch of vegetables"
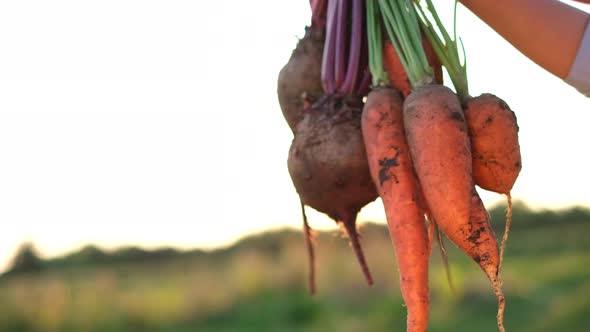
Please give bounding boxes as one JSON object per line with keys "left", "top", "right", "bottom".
{"left": 277, "top": 0, "right": 521, "bottom": 331}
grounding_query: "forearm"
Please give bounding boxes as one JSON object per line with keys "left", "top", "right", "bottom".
{"left": 460, "top": 0, "right": 590, "bottom": 79}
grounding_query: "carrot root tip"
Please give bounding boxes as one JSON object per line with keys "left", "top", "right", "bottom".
{"left": 499, "top": 193, "right": 513, "bottom": 284}
{"left": 488, "top": 273, "right": 506, "bottom": 332}
{"left": 494, "top": 282, "right": 506, "bottom": 332}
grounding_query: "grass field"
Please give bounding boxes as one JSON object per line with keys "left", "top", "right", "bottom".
{"left": 1, "top": 203, "right": 589, "bottom": 332}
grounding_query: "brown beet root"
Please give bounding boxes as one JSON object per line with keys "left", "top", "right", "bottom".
{"left": 277, "top": 25, "right": 325, "bottom": 131}
{"left": 288, "top": 95, "right": 378, "bottom": 285}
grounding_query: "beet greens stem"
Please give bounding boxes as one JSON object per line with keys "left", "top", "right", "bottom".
{"left": 355, "top": 18, "right": 370, "bottom": 93}
{"left": 341, "top": 0, "right": 363, "bottom": 94}
{"left": 357, "top": 68, "right": 372, "bottom": 96}
{"left": 311, "top": 0, "right": 328, "bottom": 28}
{"left": 334, "top": 0, "right": 349, "bottom": 89}
{"left": 321, "top": 0, "right": 338, "bottom": 93}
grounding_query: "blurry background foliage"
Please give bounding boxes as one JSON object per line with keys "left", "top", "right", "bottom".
{"left": 1, "top": 201, "right": 590, "bottom": 332}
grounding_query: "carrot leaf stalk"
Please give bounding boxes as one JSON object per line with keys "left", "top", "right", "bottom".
{"left": 366, "top": 0, "right": 388, "bottom": 86}
{"left": 378, "top": 0, "right": 434, "bottom": 89}
{"left": 414, "top": 0, "right": 469, "bottom": 98}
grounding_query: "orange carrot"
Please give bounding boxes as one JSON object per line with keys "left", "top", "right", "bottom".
{"left": 399, "top": 1, "right": 509, "bottom": 329}
{"left": 404, "top": 84, "right": 473, "bottom": 253}
{"left": 382, "top": 40, "right": 412, "bottom": 97}
{"left": 464, "top": 93, "right": 521, "bottom": 276}
{"left": 362, "top": 88, "right": 430, "bottom": 332}
{"left": 383, "top": 36, "right": 443, "bottom": 98}
{"left": 423, "top": 36, "right": 444, "bottom": 86}
{"left": 464, "top": 94, "right": 521, "bottom": 195}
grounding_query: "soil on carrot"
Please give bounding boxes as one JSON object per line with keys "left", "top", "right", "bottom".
{"left": 378, "top": 149, "right": 401, "bottom": 186}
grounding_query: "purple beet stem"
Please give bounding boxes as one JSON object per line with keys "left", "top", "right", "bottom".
{"left": 311, "top": 0, "right": 328, "bottom": 28}
{"left": 334, "top": 0, "right": 348, "bottom": 89}
{"left": 357, "top": 68, "right": 371, "bottom": 96}
{"left": 355, "top": 4, "right": 369, "bottom": 94}
{"left": 321, "top": 0, "right": 338, "bottom": 94}
{"left": 322, "top": 0, "right": 370, "bottom": 96}
{"left": 341, "top": 0, "right": 362, "bottom": 95}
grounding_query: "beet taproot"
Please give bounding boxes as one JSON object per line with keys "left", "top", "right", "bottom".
{"left": 288, "top": 95, "right": 378, "bottom": 285}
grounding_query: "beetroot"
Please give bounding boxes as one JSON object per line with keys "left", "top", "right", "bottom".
{"left": 277, "top": 25, "right": 325, "bottom": 131}
{"left": 288, "top": 95, "right": 378, "bottom": 285}
{"left": 285, "top": 0, "right": 373, "bottom": 292}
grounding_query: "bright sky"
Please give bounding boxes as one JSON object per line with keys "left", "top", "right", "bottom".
{"left": 0, "top": 1, "right": 589, "bottom": 271}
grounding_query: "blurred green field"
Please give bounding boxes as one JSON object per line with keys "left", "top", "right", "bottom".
{"left": 1, "top": 202, "right": 590, "bottom": 332}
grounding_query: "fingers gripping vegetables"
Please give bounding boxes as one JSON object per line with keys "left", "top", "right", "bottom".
{"left": 362, "top": 88, "right": 430, "bottom": 332}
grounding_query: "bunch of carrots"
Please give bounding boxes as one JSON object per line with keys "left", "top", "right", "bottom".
{"left": 279, "top": 1, "right": 521, "bottom": 331}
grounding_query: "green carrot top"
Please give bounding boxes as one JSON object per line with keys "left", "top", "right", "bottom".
{"left": 414, "top": 0, "right": 469, "bottom": 97}
{"left": 377, "top": 0, "right": 435, "bottom": 90}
